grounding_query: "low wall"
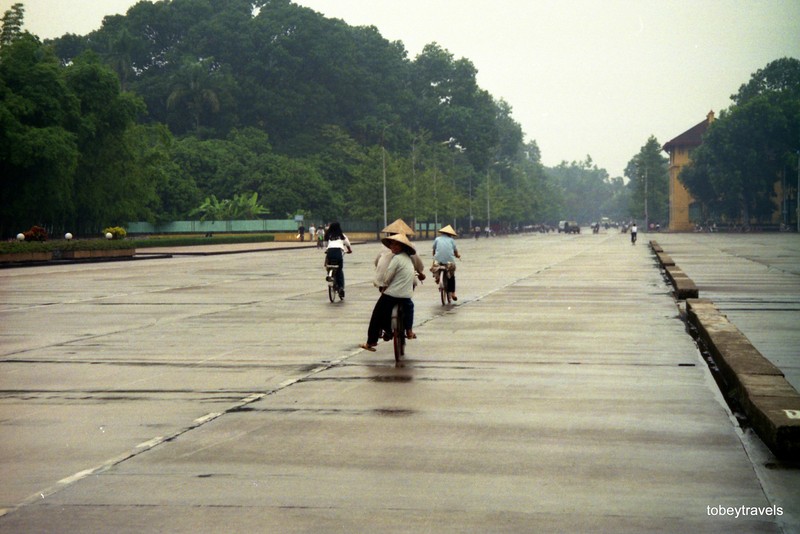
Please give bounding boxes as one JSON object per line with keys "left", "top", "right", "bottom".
{"left": 651, "top": 240, "right": 800, "bottom": 460}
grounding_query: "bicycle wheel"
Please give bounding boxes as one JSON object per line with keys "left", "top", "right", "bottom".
{"left": 440, "top": 271, "right": 451, "bottom": 305}
{"left": 392, "top": 305, "right": 404, "bottom": 363}
{"left": 328, "top": 284, "right": 334, "bottom": 302}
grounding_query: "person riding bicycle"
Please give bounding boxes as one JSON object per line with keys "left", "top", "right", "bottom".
{"left": 630, "top": 222, "right": 638, "bottom": 244}
{"left": 360, "top": 233, "right": 417, "bottom": 352}
{"left": 431, "top": 224, "right": 461, "bottom": 302}
{"left": 374, "top": 219, "right": 425, "bottom": 338}
{"left": 323, "top": 222, "right": 352, "bottom": 299}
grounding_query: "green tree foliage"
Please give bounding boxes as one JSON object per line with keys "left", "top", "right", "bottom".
{"left": 0, "top": 31, "right": 166, "bottom": 237}
{"left": 189, "top": 191, "right": 268, "bottom": 221}
{"left": 23, "top": 0, "right": 572, "bottom": 232}
{"left": 0, "top": 3, "right": 25, "bottom": 48}
{"left": 624, "top": 136, "right": 669, "bottom": 226}
{"left": 546, "top": 156, "right": 629, "bottom": 224}
{"left": 680, "top": 58, "right": 800, "bottom": 225}
{"left": 0, "top": 33, "right": 79, "bottom": 237}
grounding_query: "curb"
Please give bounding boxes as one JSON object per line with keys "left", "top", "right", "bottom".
{"left": 686, "top": 299, "right": 800, "bottom": 460}
{"left": 650, "top": 241, "right": 698, "bottom": 299}
{"left": 650, "top": 241, "right": 800, "bottom": 460}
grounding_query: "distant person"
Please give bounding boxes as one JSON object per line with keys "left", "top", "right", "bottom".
{"left": 630, "top": 222, "right": 638, "bottom": 244}
{"left": 309, "top": 224, "right": 316, "bottom": 243}
{"left": 323, "top": 222, "right": 352, "bottom": 299}
{"left": 298, "top": 224, "right": 305, "bottom": 242}
{"left": 317, "top": 224, "right": 325, "bottom": 249}
{"left": 431, "top": 225, "right": 461, "bottom": 302}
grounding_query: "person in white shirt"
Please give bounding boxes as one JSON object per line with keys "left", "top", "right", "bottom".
{"left": 374, "top": 219, "right": 425, "bottom": 339}
{"left": 360, "top": 233, "right": 417, "bottom": 352}
{"left": 323, "top": 222, "right": 352, "bottom": 299}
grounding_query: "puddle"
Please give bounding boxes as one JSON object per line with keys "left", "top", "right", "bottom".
{"left": 370, "top": 375, "right": 413, "bottom": 383}
{"left": 373, "top": 408, "right": 415, "bottom": 417}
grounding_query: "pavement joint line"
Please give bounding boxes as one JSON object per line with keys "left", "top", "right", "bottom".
{"left": 0, "top": 349, "right": 364, "bottom": 519}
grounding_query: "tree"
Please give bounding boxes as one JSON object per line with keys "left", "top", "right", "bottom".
{"left": 0, "top": 33, "right": 79, "bottom": 238}
{"left": 625, "top": 136, "right": 669, "bottom": 227}
{"left": 680, "top": 58, "right": 800, "bottom": 225}
{"left": 166, "top": 58, "right": 223, "bottom": 135}
{"left": 0, "top": 3, "right": 24, "bottom": 48}
{"left": 731, "top": 57, "right": 800, "bottom": 106}
{"left": 65, "top": 51, "right": 151, "bottom": 234}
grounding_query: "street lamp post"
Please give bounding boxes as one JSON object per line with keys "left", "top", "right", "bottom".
{"left": 644, "top": 165, "right": 649, "bottom": 231}
{"left": 382, "top": 145, "right": 387, "bottom": 229}
{"left": 486, "top": 168, "right": 491, "bottom": 234}
{"left": 468, "top": 177, "right": 473, "bottom": 231}
{"left": 380, "top": 124, "right": 392, "bottom": 229}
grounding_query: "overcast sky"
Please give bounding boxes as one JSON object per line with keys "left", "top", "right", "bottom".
{"left": 6, "top": 0, "right": 800, "bottom": 177}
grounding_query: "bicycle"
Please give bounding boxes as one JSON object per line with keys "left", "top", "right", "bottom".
{"left": 325, "top": 264, "right": 343, "bottom": 302}
{"left": 390, "top": 301, "right": 405, "bottom": 364}
{"left": 631, "top": 232, "right": 637, "bottom": 245}
{"left": 433, "top": 262, "right": 455, "bottom": 305}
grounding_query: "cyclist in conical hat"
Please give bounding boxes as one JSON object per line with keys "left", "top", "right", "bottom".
{"left": 382, "top": 218, "right": 415, "bottom": 236}
{"left": 361, "top": 233, "right": 418, "bottom": 352}
{"left": 431, "top": 224, "right": 461, "bottom": 301}
{"left": 374, "top": 219, "right": 425, "bottom": 334}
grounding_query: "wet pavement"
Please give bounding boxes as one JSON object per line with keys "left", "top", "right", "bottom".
{"left": 0, "top": 232, "right": 798, "bottom": 532}
{"left": 654, "top": 233, "right": 800, "bottom": 392}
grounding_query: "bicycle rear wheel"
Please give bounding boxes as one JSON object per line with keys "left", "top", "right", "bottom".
{"left": 440, "top": 271, "right": 451, "bottom": 305}
{"left": 328, "top": 284, "right": 335, "bottom": 302}
{"left": 392, "top": 305, "right": 405, "bottom": 363}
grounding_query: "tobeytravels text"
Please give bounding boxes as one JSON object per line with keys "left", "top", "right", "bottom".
{"left": 707, "top": 505, "right": 783, "bottom": 518}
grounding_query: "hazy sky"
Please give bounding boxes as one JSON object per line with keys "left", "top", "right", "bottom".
{"left": 6, "top": 0, "right": 800, "bottom": 177}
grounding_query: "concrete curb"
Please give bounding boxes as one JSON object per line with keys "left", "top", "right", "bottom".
{"left": 650, "top": 241, "right": 698, "bottom": 299}
{"left": 650, "top": 240, "right": 799, "bottom": 459}
{"left": 686, "top": 299, "right": 800, "bottom": 460}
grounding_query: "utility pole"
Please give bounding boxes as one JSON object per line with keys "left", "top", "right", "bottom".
{"left": 486, "top": 169, "right": 491, "bottom": 234}
{"left": 381, "top": 124, "right": 392, "bottom": 230}
{"left": 644, "top": 165, "right": 649, "bottom": 232}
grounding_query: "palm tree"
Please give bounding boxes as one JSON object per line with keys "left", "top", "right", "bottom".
{"left": 167, "top": 59, "right": 221, "bottom": 133}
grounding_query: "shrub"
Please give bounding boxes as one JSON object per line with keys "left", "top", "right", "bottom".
{"left": 103, "top": 226, "right": 127, "bottom": 240}
{"left": 23, "top": 225, "right": 48, "bottom": 242}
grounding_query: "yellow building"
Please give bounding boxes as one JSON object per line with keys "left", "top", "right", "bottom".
{"left": 662, "top": 111, "right": 714, "bottom": 232}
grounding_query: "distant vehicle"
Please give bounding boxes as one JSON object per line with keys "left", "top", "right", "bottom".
{"left": 558, "top": 220, "right": 567, "bottom": 233}
{"left": 563, "top": 221, "right": 581, "bottom": 234}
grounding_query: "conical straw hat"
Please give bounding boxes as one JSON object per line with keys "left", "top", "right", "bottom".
{"left": 380, "top": 232, "right": 416, "bottom": 255}
{"left": 382, "top": 218, "right": 415, "bottom": 236}
{"left": 438, "top": 224, "right": 457, "bottom": 236}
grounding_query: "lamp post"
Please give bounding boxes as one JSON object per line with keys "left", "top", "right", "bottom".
{"left": 486, "top": 168, "right": 491, "bottom": 235}
{"left": 433, "top": 167, "right": 439, "bottom": 228}
{"left": 380, "top": 124, "right": 392, "bottom": 229}
{"left": 382, "top": 145, "right": 387, "bottom": 229}
{"left": 644, "top": 165, "right": 649, "bottom": 232}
